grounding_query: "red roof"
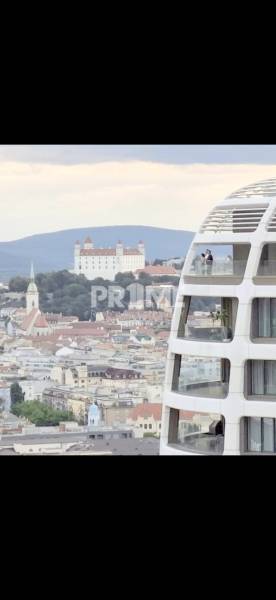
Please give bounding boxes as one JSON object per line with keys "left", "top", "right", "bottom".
{"left": 130, "top": 403, "right": 163, "bottom": 421}
{"left": 124, "top": 249, "right": 142, "bottom": 255}
{"left": 129, "top": 405, "right": 195, "bottom": 422}
{"left": 179, "top": 410, "right": 197, "bottom": 420}
{"left": 81, "top": 249, "right": 116, "bottom": 256}
{"left": 21, "top": 308, "right": 40, "bottom": 331}
{"left": 72, "top": 321, "right": 104, "bottom": 329}
{"left": 80, "top": 248, "right": 142, "bottom": 256}
{"left": 34, "top": 314, "right": 49, "bottom": 328}
{"left": 54, "top": 328, "right": 108, "bottom": 337}
{"left": 84, "top": 236, "right": 92, "bottom": 243}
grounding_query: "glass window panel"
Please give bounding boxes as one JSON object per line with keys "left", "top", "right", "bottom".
{"left": 251, "top": 360, "right": 265, "bottom": 395}
{"left": 258, "top": 298, "right": 271, "bottom": 337}
{"left": 173, "top": 355, "right": 229, "bottom": 398}
{"left": 258, "top": 244, "right": 276, "bottom": 276}
{"left": 248, "top": 417, "right": 262, "bottom": 452}
{"left": 263, "top": 418, "right": 274, "bottom": 452}
{"left": 271, "top": 299, "right": 276, "bottom": 336}
{"left": 265, "top": 361, "right": 276, "bottom": 395}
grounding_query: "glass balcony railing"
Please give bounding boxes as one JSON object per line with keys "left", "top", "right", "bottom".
{"left": 171, "top": 432, "right": 224, "bottom": 454}
{"left": 180, "top": 324, "right": 233, "bottom": 342}
{"left": 188, "top": 259, "right": 247, "bottom": 277}
{"left": 174, "top": 380, "right": 229, "bottom": 399}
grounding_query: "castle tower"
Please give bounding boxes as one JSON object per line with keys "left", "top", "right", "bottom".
{"left": 138, "top": 240, "right": 145, "bottom": 256}
{"left": 161, "top": 177, "right": 276, "bottom": 456}
{"left": 116, "top": 240, "right": 124, "bottom": 256}
{"left": 84, "top": 236, "right": 94, "bottom": 250}
{"left": 26, "top": 262, "right": 39, "bottom": 314}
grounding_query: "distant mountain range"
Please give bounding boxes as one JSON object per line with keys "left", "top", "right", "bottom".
{"left": 0, "top": 226, "right": 194, "bottom": 281}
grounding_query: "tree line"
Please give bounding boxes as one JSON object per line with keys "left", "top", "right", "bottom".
{"left": 8, "top": 270, "right": 179, "bottom": 320}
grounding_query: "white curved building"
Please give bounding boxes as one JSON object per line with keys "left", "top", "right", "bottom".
{"left": 160, "top": 178, "right": 276, "bottom": 455}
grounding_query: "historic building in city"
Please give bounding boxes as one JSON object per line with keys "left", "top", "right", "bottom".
{"left": 73, "top": 237, "right": 145, "bottom": 281}
{"left": 21, "top": 264, "right": 52, "bottom": 336}
{"left": 161, "top": 177, "right": 276, "bottom": 455}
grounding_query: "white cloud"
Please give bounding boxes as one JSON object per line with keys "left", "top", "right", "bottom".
{"left": 0, "top": 160, "right": 275, "bottom": 240}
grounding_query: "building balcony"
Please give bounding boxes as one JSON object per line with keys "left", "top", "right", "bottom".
{"left": 172, "top": 355, "right": 230, "bottom": 399}
{"left": 169, "top": 432, "right": 224, "bottom": 455}
{"left": 184, "top": 243, "right": 250, "bottom": 285}
{"left": 167, "top": 408, "right": 225, "bottom": 454}
{"left": 177, "top": 296, "right": 237, "bottom": 343}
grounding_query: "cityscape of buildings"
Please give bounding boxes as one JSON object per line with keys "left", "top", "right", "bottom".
{"left": 0, "top": 246, "right": 178, "bottom": 454}
{"left": 2, "top": 145, "right": 276, "bottom": 455}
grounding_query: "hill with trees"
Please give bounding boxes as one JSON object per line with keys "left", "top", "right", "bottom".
{"left": 8, "top": 270, "right": 180, "bottom": 320}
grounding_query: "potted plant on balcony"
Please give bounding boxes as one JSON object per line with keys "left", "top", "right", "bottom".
{"left": 209, "top": 309, "right": 231, "bottom": 341}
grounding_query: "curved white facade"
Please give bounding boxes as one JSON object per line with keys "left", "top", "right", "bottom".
{"left": 160, "top": 178, "right": 276, "bottom": 455}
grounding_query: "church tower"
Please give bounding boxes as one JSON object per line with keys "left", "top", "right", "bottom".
{"left": 26, "top": 263, "right": 39, "bottom": 314}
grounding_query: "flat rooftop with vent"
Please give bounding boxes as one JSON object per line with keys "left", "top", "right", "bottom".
{"left": 161, "top": 178, "right": 276, "bottom": 455}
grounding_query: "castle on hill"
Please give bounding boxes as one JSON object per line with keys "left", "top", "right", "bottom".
{"left": 73, "top": 237, "right": 145, "bottom": 281}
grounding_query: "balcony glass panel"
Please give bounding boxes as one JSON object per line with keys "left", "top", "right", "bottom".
{"left": 168, "top": 408, "right": 224, "bottom": 454}
{"left": 178, "top": 296, "right": 236, "bottom": 342}
{"left": 187, "top": 244, "right": 250, "bottom": 278}
{"left": 172, "top": 355, "right": 230, "bottom": 398}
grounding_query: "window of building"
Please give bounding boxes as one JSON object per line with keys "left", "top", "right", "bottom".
{"left": 144, "top": 424, "right": 148, "bottom": 429}
{"left": 149, "top": 424, "right": 152, "bottom": 429}
{"left": 251, "top": 298, "right": 276, "bottom": 338}
{"left": 168, "top": 408, "right": 224, "bottom": 454}
{"left": 172, "top": 354, "right": 230, "bottom": 398}
{"left": 178, "top": 295, "right": 237, "bottom": 342}
{"left": 245, "top": 360, "right": 276, "bottom": 398}
{"left": 257, "top": 244, "right": 276, "bottom": 276}
{"left": 242, "top": 417, "right": 276, "bottom": 453}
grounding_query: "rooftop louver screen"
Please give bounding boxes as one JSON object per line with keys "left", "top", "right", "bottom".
{"left": 228, "top": 179, "right": 276, "bottom": 199}
{"left": 200, "top": 205, "right": 268, "bottom": 233}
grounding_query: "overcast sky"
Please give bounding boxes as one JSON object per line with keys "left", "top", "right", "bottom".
{"left": 0, "top": 145, "right": 276, "bottom": 241}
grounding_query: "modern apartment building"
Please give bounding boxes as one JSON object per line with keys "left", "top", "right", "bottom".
{"left": 161, "top": 178, "right": 276, "bottom": 455}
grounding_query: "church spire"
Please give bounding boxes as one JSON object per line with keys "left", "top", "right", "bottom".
{"left": 26, "top": 262, "right": 39, "bottom": 315}
{"left": 30, "top": 262, "right": 35, "bottom": 281}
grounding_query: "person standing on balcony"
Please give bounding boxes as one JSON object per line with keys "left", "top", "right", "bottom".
{"left": 200, "top": 253, "right": 206, "bottom": 275}
{"left": 205, "top": 249, "right": 213, "bottom": 275}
